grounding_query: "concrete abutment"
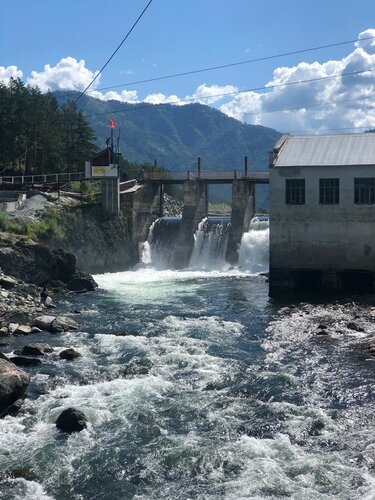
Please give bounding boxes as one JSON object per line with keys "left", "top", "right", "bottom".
{"left": 226, "top": 180, "right": 255, "bottom": 265}
{"left": 173, "top": 180, "right": 208, "bottom": 269}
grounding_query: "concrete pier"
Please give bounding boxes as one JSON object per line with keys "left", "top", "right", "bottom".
{"left": 173, "top": 180, "right": 208, "bottom": 269}
{"left": 226, "top": 180, "right": 255, "bottom": 265}
{"left": 120, "top": 183, "right": 162, "bottom": 246}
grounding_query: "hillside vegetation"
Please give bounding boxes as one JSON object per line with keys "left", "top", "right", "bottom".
{"left": 56, "top": 91, "right": 281, "bottom": 174}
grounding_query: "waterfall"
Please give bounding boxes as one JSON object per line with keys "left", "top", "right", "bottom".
{"left": 189, "top": 216, "right": 230, "bottom": 270}
{"left": 141, "top": 217, "right": 181, "bottom": 269}
{"left": 140, "top": 219, "right": 157, "bottom": 265}
{"left": 238, "top": 216, "right": 269, "bottom": 273}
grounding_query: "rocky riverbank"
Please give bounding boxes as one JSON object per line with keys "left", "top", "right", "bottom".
{"left": 0, "top": 230, "right": 98, "bottom": 418}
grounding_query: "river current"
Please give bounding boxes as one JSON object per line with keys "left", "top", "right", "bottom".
{"left": 1, "top": 220, "right": 375, "bottom": 499}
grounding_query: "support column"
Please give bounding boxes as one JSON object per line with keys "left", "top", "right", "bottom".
{"left": 174, "top": 180, "right": 208, "bottom": 269}
{"left": 120, "top": 183, "right": 162, "bottom": 246}
{"left": 226, "top": 180, "right": 255, "bottom": 265}
{"left": 101, "top": 178, "right": 120, "bottom": 215}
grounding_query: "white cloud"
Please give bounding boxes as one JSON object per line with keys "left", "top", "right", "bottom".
{"left": 0, "top": 65, "right": 23, "bottom": 83}
{"left": 185, "top": 83, "right": 238, "bottom": 105}
{"left": 143, "top": 93, "right": 181, "bottom": 105}
{"left": 27, "top": 57, "right": 100, "bottom": 92}
{"left": 219, "top": 29, "right": 375, "bottom": 132}
{"left": 89, "top": 89, "right": 139, "bottom": 103}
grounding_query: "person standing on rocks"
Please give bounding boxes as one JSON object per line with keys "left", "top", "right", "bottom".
{"left": 40, "top": 286, "right": 48, "bottom": 305}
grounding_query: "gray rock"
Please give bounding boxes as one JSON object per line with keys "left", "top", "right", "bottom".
{"left": 59, "top": 348, "right": 82, "bottom": 360}
{"left": 0, "top": 327, "right": 9, "bottom": 337}
{"left": 0, "top": 276, "right": 17, "bottom": 289}
{"left": 8, "top": 323, "right": 19, "bottom": 334}
{"left": 55, "top": 407, "right": 88, "bottom": 433}
{"left": 13, "top": 325, "right": 32, "bottom": 336}
{"left": 4, "top": 398, "right": 25, "bottom": 416}
{"left": 11, "top": 356, "right": 42, "bottom": 367}
{"left": 0, "top": 359, "right": 29, "bottom": 416}
{"left": 32, "top": 315, "right": 56, "bottom": 331}
{"left": 50, "top": 316, "right": 78, "bottom": 333}
{"left": 347, "top": 322, "right": 364, "bottom": 332}
{"left": 22, "top": 343, "right": 53, "bottom": 356}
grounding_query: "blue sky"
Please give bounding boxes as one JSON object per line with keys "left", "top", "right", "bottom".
{"left": 1, "top": 0, "right": 375, "bottom": 132}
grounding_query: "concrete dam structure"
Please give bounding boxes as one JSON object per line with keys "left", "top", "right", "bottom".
{"left": 118, "top": 166, "right": 269, "bottom": 268}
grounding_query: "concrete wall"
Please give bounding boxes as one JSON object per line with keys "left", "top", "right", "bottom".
{"left": 173, "top": 180, "right": 208, "bottom": 268}
{"left": 0, "top": 192, "right": 26, "bottom": 213}
{"left": 270, "top": 164, "right": 375, "bottom": 283}
{"left": 120, "top": 183, "right": 161, "bottom": 247}
{"left": 226, "top": 180, "right": 255, "bottom": 264}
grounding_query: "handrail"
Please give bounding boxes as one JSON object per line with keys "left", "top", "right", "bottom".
{"left": 0, "top": 171, "right": 85, "bottom": 185}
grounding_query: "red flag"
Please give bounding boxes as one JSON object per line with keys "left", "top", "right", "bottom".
{"left": 110, "top": 117, "right": 116, "bottom": 129}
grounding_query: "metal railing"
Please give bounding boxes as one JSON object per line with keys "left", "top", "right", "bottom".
{"left": 0, "top": 171, "right": 85, "bottom": 185}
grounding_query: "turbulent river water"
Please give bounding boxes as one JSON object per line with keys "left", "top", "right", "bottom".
{"left": 1, "top": 218, "right": 375, "bottom": 499}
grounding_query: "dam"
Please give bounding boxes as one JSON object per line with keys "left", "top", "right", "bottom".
{"left": 118, "top": 163, "right": 269, "bottom": 268}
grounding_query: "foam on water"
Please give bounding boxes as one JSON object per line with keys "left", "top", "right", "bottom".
{"left": 2, "top": 219, "right": 375, "bottom": 498}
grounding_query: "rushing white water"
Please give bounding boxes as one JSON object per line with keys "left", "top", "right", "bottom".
{"left": 189, "top": 217, "right": 230, "bottom": 271}
{"left": 238, "top": 217, "right": 269, "bottom": 273}
{"left": 140, "top": 219, "right": 157, "bottom": 265}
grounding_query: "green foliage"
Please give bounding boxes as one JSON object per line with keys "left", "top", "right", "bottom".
{"left": 69, "top": 180, "right": 101, "bottom": 196}
{"left": 0, "top": 78, "right": 97, "bottom": 175}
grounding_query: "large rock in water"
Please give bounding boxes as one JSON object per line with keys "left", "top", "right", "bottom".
{"left": 0, "top": 359, "right": 29, "bottom": 416}
{"left": 32, "top": 315, "right": 78, "bottom": 332}
{"left": 0, "top": 235, "right": 97, "bottom": 291}
{"left": 55, "top": 408, "right": 88, "bottom": 433}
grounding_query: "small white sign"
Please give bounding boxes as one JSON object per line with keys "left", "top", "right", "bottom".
{"left": 91, "top": 164, "right": 118, "bottom": 178}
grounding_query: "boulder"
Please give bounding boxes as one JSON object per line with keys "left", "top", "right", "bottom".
{"left": 8, "top": 323, "right": 19, "bottom": 334}
{"left": 347, "top": 322, "right": 364, "bottom": 332}
{"left": 22, "top": 343, "right": 53, "bottom": 356}
{"left": 59, "top": 348, "right": 82, "bottom": 360}
{"left": 0, "top": 276, "right": 17, "bottom": 289}
{"left": 11, "top": 356, "right": 42, "bottom": 367}
{"left": 50, "top": 316, "right": 78, "bottom": 333}
{"left": 4, "top": 398, "right": 25, "bottom": 416}
{"left": 55, "top": 408, "right": 88, "bottom": 433}
{"left": 32, "top": 315, "right": 56, "bottom": 331}
{"left": 0, "top": 327, "right": 9, "bottom": 337}
{"left": 0, "top": 359, "right": 29, "bottom": 416}
{"left": 13, "top": 325, "right": 32, "bottom": 336}
{"left": 67, "top": 276, "right": 97, "bottom": 292}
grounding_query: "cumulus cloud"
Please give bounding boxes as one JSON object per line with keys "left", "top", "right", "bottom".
{"left": 219, "top": 29, "right": 375, "bottom": 132}
{"left": 89, "top": 89, "right": 139, "bottom": 103}
{"left": 27, "top": 57, "right": 100, "bottom": 92}
{"left": 0, "top": 65, "right": 23, "bottom": 83}
{"left": 185, "top": 83, "right": 238, "bottom": 104}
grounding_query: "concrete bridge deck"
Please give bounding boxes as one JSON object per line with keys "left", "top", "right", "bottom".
{"left": 143, "top": 170, "right": 269, "bottom": 185}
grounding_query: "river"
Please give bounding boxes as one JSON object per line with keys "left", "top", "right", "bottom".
{"left": 1, "top": 219, "right": 375, "bottom": 499}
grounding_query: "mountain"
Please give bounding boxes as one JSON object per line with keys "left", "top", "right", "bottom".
{"left": 55, "top": 91, "right": 281, "bottom": 205}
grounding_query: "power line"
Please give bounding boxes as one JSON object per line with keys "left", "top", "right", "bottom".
{"left": 83, "top": 68, "right": 375, "bottom": 119}
{"left": 73, "top": 0, "right": 154, "bottom": 104}
{"left": 4, "top": 0, "right": 154, "bottom": 171}
{"left": 55, "top": 35, "right": 375, "bottom": 97}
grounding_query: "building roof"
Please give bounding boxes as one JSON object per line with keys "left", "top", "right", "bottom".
{"left": 273, "top": 133, "right": 375, "bottom": 167}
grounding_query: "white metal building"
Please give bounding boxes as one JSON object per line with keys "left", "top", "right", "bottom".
{"left": 269, "top": 133, "right": 375, "bottom": 293}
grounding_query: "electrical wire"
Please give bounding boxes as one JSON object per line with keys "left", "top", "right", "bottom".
{"left": 73, "top": 0, "right": 153, "bottom": 103}
{"left": 3, "top": 0, "right": 154, "bottom": 171}
{"left": 55, "top": 34, "right": 375, "bottom": 96}
{"left": 83, "top": 68, "right": 375, "bottom": 119}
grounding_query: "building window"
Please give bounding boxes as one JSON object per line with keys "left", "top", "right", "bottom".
{"left": 286, "top": 179, "right": 305, "bottom": 205}
{"left": 319, "top": 178, "right": 339, "bottom": 204}
{"left": 354, "top": 178, "right": 375, "bottom": 204}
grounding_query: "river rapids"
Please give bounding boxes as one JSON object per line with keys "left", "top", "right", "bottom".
{"left": 1, "top": 217, "right": 375, "bottom": 499}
